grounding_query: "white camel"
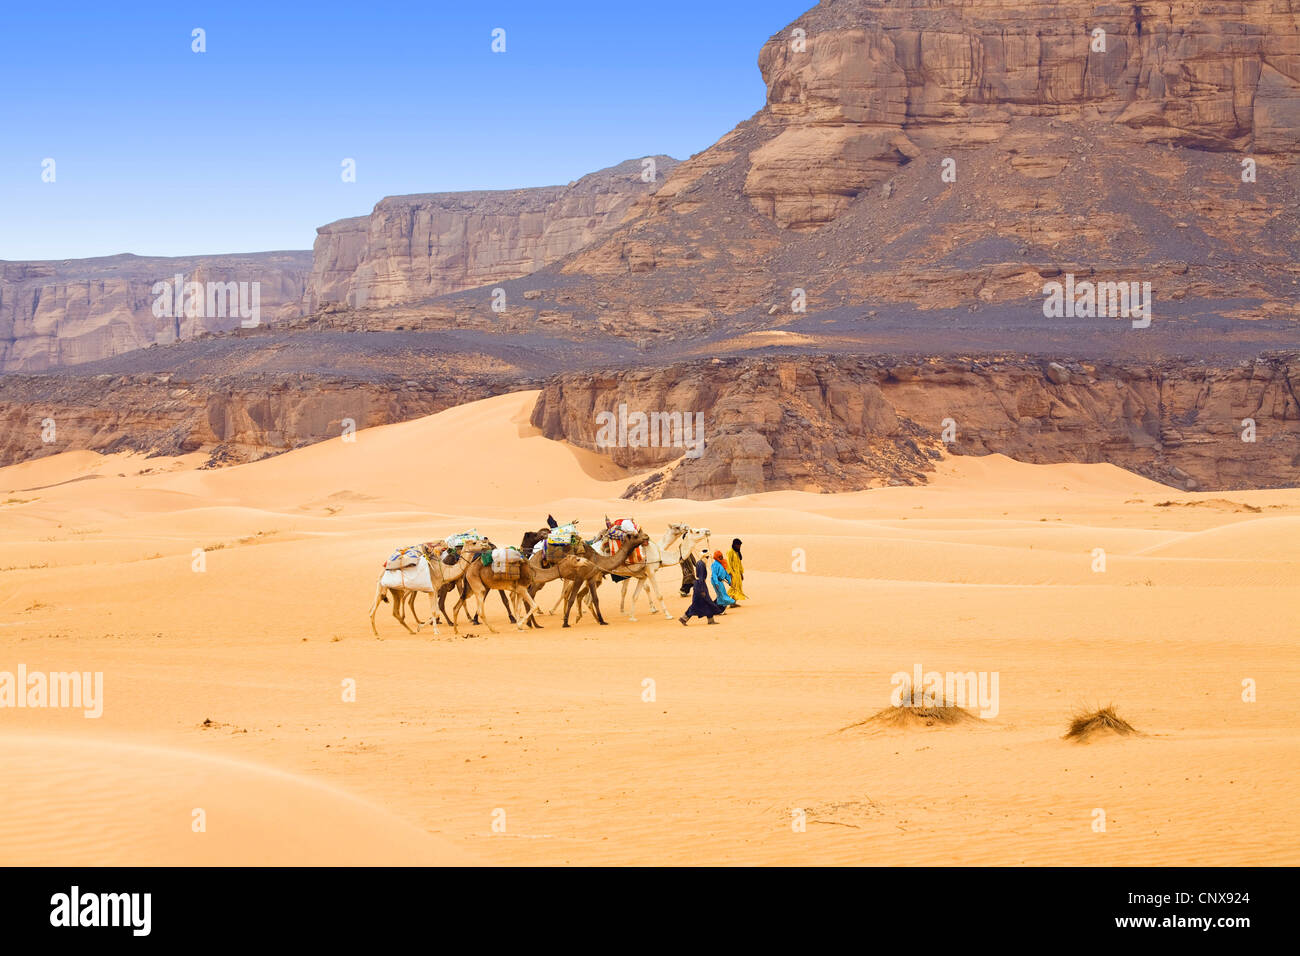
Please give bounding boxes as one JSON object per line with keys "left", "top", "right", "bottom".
{"left": 594, "top": 521, "right": 711, "bottom": 622}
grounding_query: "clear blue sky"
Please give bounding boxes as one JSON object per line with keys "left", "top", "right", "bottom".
{"left": 0, "top": 0, "right": 810, "bottom": 261}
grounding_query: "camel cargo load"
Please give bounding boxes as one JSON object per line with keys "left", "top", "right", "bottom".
{"left": 488, "top": 547, "right": 526, "bottom": 578}
{"left": 379, "top": 556, "right": 435, "bottom": 592}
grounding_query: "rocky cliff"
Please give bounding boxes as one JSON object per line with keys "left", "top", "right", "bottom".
{"left": 531, "top": 353, "right": 1300, "bottom": 499}
{"left": 0, "top": 252, "right": 312, "bottom": 373}
{"left": 0, "top": 370, "right": 510, "bottom": 470}
{"left": 303, "top": 157, "right": 679, "bottom": 311}
{"left": 1, "top": 157, "right": 676, "bottom": 374}
{"left": 745, "top": 0, "right": 1300, "bottom": 230}
{"left": 553, "top": 0, "right": 1300, "bottom": 335}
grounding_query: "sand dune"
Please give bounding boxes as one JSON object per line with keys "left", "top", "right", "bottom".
{"left": 1, "top": 391, "right": 1297, "bottom": 865}
{"left": 0, "top": 734, "right": 476, "bottom": 865}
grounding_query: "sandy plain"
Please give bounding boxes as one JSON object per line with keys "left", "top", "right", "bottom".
{"left": 1, "top": 391, "right": 1296, "bottom": 865}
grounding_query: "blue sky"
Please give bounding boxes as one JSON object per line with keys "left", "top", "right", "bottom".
{"left": 0, "top": 1, "right": 810, "bottom": 260}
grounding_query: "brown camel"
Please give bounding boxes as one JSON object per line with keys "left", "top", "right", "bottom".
{"left": 524, "top": 533, "right": 646, "bottom": 627}
{"left": 550, "top": 530, "right": 651, "bottom": 620}
{"left": 451, "top": 552, "right": 546, "bottom": 632}
{"left": 529, "top": 555, "right": 608, "bottom": 627}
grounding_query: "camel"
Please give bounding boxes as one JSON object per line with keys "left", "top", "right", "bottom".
{"left": 435, "top": 570, "right": 517, "bottom": 628}
{"left": 523, "top": 532, "right": 647, "bottom": 627}
{"left": 368, "top": 538, "right": 490, "bottom": 636}
{"left": 593, "top": 522, "right": 710, "bottom": 621}
{"left": 543, "top": 529, "right": 657, "bottom": 621}
{"left": 531, "top": 554, "right": 607, "bottom": 627}
{"left": 450, "top": 549, "right": 548, "bottom": 633}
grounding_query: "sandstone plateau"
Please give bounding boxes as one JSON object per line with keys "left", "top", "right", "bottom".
{"left": 0, "top": 252, "right": 311, "bottom": 373}
{"left": 1, "top": 158, "right": 672, "bottom": 373}
{"left": 4, "top": 1, "right": 1300, "bottom": 500}
{"left": 304, "top": 157, "right": 678, "bottom": 311}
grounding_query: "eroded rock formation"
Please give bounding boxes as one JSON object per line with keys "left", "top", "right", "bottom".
{"left": 0, "top": 253, "right": 312, "bottom": 373}
{"left": 747, "top": 0, "right": 1300, "bottom": 230}
{"left": 303, "top": 157, "right": 679, "bottom": 311}
{"left": 0, "top": 371, "right": 509, "bottom": 469}
{"left": 531, "top": 354, "right": 1300, "bottom": 499}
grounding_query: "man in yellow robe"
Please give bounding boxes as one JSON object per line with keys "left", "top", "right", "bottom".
{"left": 725, "top": 538, "right": 748, "bottom": 601}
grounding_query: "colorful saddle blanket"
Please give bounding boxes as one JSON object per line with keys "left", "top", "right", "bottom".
{"left": 606, "top": 519, "right": 645, "bottom": 564}
{"left": 444, "top": 529, "right": 482, "bottom": 549}
{"left": 384, "top": 546, "right": 424, "bottom": 571}
{"left": 546, "top": 523, "right": 580, "bottom": 546}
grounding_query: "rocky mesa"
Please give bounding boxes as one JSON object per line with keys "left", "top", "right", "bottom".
{"left": 303, "top": 157, "right": 679, "bottom": 311}
{"left": 0, "top": 252, "right": 312, "bottom": 374}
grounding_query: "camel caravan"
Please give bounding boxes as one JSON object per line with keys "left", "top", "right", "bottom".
{"left": 369, "top": 517, "right": 713, "bottom": 635}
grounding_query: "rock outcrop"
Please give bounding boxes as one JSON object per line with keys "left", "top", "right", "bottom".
{"left": 557, "top": 0, "right": 1300, "bottom": 335}
{"left": 0, "top": 253, "right": 312, "bottom": 373}
{"left": 747, "top": 0, "right": 1300, "bottom": 230}
{"left": 531, "top": 353, "right": 1300, "bottom": 499}
{"left": 302, "top": 157, "right": 678, "bottom": 311}
{"left": 0, "top": 371, "right": 509, "bottom": 469}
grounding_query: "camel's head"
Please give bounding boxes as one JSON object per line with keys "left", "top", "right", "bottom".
{"left": 664, "top": 522, "right": 690, "bottom": 544}
{"left": 458, "top": 537, "right": 493, "bottom": 556}
{"left": 686, "top": 526, "right": 711, "bottom": 548}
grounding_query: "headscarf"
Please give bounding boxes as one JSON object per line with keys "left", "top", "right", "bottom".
{"left": 713, "top": 550, "right": 724, "bottom": 561}
{"left": 731, "top": 538, "right": 742, "bottom": 558}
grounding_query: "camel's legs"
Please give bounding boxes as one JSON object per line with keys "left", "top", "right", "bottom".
{"left": 572, "top": 581, "right": 591, "bottom": 622}
{"left": 410, "top": 589, "right": 439, "bottom": 636}
{"left": 561, "top": 580, "right": 579, "bottom": 627}
{"left": 571, "top": 576, "right": 607, "bottom": 626}
{"left": 512, "top": 587, "right": 543, "bottom": 632}
{"left": 403, "top": 590, "right": 421, "bottom": 633}
{"left": 450, "top": 581, "right": 472, "bottom": 630}
{"left": 469, "top": 583, "right": 496, "bottom": 633}
{"left": 624, "top": 574, "right": 644, "bottom": 622}
{"left": 643, "top": 568, "right": 673, "bottom": 619}
{"left": 390, "top": 588, "right": 417, "bottom": 634}
{"left": 511, "top": 587, "right": 541, "bottom": 630}
{"left": 499, "top": 589, "right": 517, "bottom": 624}
{"left": 589, "top": 578, "right": 608, "bottom": 625}
{"left": 417, "top": 589, "right": 440, "bottom": 627}
{"left": 547, "top": 590, "right": 567, "bottom": 615}
{"left": 368, "top": 576, "right": 387, "bottom": 635}
{"left": 438, "top": 581, "right": 463, "bottom": 634}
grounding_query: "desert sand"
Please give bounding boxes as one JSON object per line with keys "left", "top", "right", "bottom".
{"left": 1, "top": 391, "right": 1297, "bottom": 865}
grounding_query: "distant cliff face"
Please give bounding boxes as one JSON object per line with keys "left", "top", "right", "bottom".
{"left": 0, "top": 253, "right": 312, "bottom": 373}
{"left": 1, "top": 157, "right": 676, "bottom": 374}
{"left": 746, "top": 0, "right": 1300, "bottom": 229}
{"left": 0, "top": 370, "right": 509, "bottom": 469}
{"left": 303, "top": 157, "right": 679, "bottom": 311}
{"left": 531, "top": 354, "right": 1300, "bottom": 500}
